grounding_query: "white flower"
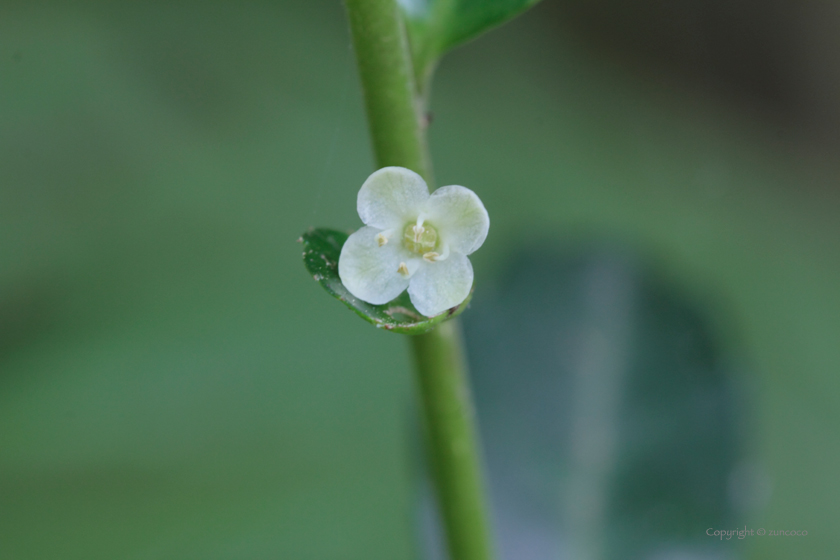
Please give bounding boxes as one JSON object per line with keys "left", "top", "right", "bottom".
{"left": 338, "top": 167, "right": 489, "bottom": 317}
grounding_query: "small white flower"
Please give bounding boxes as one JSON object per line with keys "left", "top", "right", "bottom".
{"left": 338, "top": 167, "right": 489, "bottom": 317}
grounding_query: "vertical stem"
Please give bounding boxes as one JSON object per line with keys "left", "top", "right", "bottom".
{"left": 344, "top": 0, "right": 430, "bottom": 180}
{"left": 344, "top": 1, "right": 494, "bottom": 559}
{"left": 411, "top": 321, "right": 495, "bottom": 560}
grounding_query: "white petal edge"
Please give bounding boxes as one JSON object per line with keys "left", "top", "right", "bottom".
{"left": 421, "top": 185, "right": 489, "bottom": 255}
{"left": 339, "top": 226, "right": 410, "bottom": 305}
{"left": 407, "top": 252, "right": 473, "bottom": 317}
{"left": 357, "top": 167, "right": 430, "bottom": 230}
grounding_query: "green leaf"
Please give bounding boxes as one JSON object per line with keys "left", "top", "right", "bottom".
{"left": 300, "top": 228, "right": 472, "bottom": 334}
{"left": 398, "top": 0, "right": 543, "bottom": 87}
{"left": 451, "top": 246, "right": 745, "bottom": 559}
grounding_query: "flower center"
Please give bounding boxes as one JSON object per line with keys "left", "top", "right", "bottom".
{"left": 403, "top": 222, "right": 438, "bottom": 255}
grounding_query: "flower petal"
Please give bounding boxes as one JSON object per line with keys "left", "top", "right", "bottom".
{"left": 357, "top": 167, "right": 430, "bottom": 229}
{"left": 339, "top": 226, "right": 410, "bottom": 305}
{"left": 407, "top": 252, "right": 473, "bottom": 317}
{"left": 421, "top": 185, "right": 489, "bottom": 255}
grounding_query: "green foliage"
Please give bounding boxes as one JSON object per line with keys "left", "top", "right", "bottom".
{"left": 461, "top": 248, "right": 743, "bottom": 559}
{"left": 301, "top": 228, "right": 471, "bottom": 334}
{"left": 398, "top": 0, "right": 543, "bottom": 88}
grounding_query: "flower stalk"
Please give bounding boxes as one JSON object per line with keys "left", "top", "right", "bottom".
{"left": 343, "top": 1, "right": 495, "bottom": 559}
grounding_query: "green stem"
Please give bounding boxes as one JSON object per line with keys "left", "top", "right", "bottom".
{"left": 411, "top": 321, "right": 495, "bottom": 560}
{"left": 344, "top": 0, "right": 430, "bottom": 181}
{"left": 344, "top": 1, "right": 494, "bottom": 559}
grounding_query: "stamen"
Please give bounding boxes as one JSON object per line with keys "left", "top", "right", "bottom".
{"left": 423, "top": 244, "right": 450, "bottom": 263}
{"left": 397, "top": 262, "right": 410, "bottom": 277}
{"left": 437, "top": 243, "right": 450, "bottom": 261}
{"left": 375, "top": 228, "right": 394, "bottom": 247}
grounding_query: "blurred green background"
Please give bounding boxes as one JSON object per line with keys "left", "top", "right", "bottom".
{"left": 1, "top": 1, "right": 838, "bottom": 558}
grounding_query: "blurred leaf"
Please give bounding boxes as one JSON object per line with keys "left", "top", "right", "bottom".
{"left": 398, "top": 0, "right": 542, "bottom": 87}
{"left": 301, "top": 228, "right": 471, "bottom": 334}
{"left": 420, "top": 246, "right": 751, "bottom": 560}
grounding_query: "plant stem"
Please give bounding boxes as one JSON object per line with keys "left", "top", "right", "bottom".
{"left": 410, "top": 321, "right": 495, "bottom": 560}
{"left": 344, "top": 1, "right": 495, "bottom": 559}
{"left": 344, "top": 0, "right": 430, "bottom": 182}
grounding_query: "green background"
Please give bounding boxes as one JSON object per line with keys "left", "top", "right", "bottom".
{"left": 1, "top": 1, "right": 837, "bottom": 558}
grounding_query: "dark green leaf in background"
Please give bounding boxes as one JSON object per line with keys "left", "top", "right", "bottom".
{"left": 432, "top": 246, "right": 750, "bottom": 560}
{"left": 301, "top": 228, "right": 471, "bottom": 334}
{"left": 398, "top": 0, "right": 542, "bottom": 88}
